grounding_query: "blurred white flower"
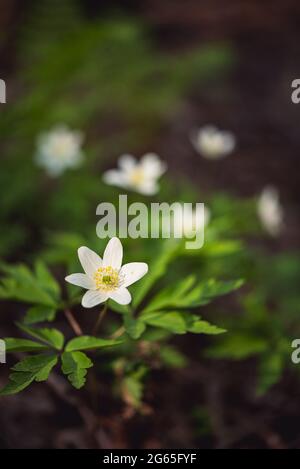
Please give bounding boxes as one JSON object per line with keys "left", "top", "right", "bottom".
{"left": 35, "top": 125, "right": 84, "bottom": 177}
{"left": 172, "top": 204, "right": 210, "bottom": 236}
{"left": 257, "top": 186, "right": 283, "bottom": 237}
{"left": 191, "top": 125, "right": 236, "bottom": 160}
{"left": 103, "top": 153, "right": 167, "bottom": 195}
{"left": 65, "top": 237, "right": 148, "bottom": 308}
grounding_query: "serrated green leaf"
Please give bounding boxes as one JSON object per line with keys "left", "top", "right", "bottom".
{"left": 0, "top": 354, "right": 58, "bottom": 395}
{"left": 188, "top": 319, "right": 226, "bottom": 335}
{"left": 140, "top": 310, "right": 225, "bottom": 335}
{"left": 61, "top": 351, "right": 93, "bottom": 389}
{"left": 143, "top": 277, "right": 244, "bottom": 313}
{"left": 65, "top": 335, "right": 122, "bottom": 352}
{"left": 141, "top": 311, "right": 187, "bottom": 334}
{"left": 24, "top": 305, "right": 56, "bottom": 325}
{"left": 0, "top": 372, "right": 35, "bottom": 395}
{"left": 4, "top": 338, "right": 50, "bottom": 353}
{"left": 17, "top": 323, "right": 64, "bottom": 350}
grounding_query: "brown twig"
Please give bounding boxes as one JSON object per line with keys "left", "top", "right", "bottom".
{"left": 64, "top": 309, "right": 83, "bottom": 336}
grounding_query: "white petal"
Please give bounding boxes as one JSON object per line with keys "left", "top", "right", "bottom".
{"left": 120, "top": 262, "right": 148, "bottom": 287}
{"left": 78, "top": 246, "right": 102, "bottom": 277}
{"left": 221, "top": 132, "right": 236, "bottom": 154}
{"left": 109, "top": 287, "right": 132, "bottom": 305}
{"left": 103, "top": 169, "right": 126, "bottom": 187}
{"left": 102, "top": 237, "right": 123, "bottom": 269}
{"left": 65, "top": 273, "right": 95, "bottom": 290}
{"left": 81, "top": 290, "right": 108, "bottom": 308}
{"left": 137, "top": 180, "right": 159, "bottom": 195}
{"left": 118, "top": 154, "right": 137, "bottom": 172}
{"left": 141, "top": 153, "right": 167, "bottom": 178}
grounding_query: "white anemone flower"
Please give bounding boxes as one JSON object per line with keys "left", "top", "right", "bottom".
{"left": 65, "top": 237, "right": 148, "bottom": 308}
{"left": 35, "top": 125, "right": 84, "bottom": 177}
{"left": 257, "top": 186, "right": 283, "bottom": 237}
{"left": 172, "top": 204, "right": 210, "bottom": 237}
{"left": 191, "top": 125, "right": 236, "bottom": 160}
{"left": 103, "top": 153, "right": 167, "bottom": 195}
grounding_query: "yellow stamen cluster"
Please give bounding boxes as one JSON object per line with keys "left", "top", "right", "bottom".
{"left": 93, "top": 266, "right": 121, "bottom": 292}
{"left": 130, "top": 168, "right": 145, "bottom": 186}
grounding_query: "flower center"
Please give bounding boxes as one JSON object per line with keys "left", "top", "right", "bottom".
{"left": 130, "top": 168, "right": 145, "bottom": 186}
{"left": 93, "top": 266, "right": 122, "bottom": 292}
{"left": 52, "top": 137, "right": 73, "bottom": 158}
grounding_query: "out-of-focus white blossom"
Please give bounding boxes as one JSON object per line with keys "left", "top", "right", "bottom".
{"left": 103, "top": 153, "right": 167, "bottom": 195}
{"left": 191, "top": 125, "right": 236, "bottom": 160}
{"left": 257, "top": 186, "right": 283, "bottom": 236}
{"left": 172, "top": 204, "right": 210, "bottom": 237}
{"left": 35, "top": 125, "right": 84, "bottom": 177}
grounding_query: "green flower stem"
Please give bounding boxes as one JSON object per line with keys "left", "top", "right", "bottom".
{"left": 92, "top": 302, "right": 108, "bottom": 336}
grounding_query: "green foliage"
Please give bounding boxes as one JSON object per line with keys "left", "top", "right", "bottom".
{"left": 0, "top": 262, "right": 60, "bottom": 309}
{"left": 142, "top": 276, "right": 243, "bottom": 313}
{"left": 132, "top": 239, "right": 180, "bottom": 308}
{"left": 0, "top": 354, "right": 58, "bottom": 395}
{"left": 140, "top": 310, "right": 225, "bottom": 335}
{"left": 65, "top": 335, "right": 122, "bottom": 352}
{"left": 159, "top": 345, "right": 187, "bottom": 368}
{"left": 17, "top": 323, "right": 64, "bottom": 350}
{"left": 1, "top": 0, "right": 297, "bottom": 411}
{"left": 4, "top": 338, "right": 50, "bottom": 353}
{"left": 24, "top": 305, "right": 57, "bottom": 325}
{"left": 61, "top": 351, "right": 93, "bottom": 389}
{"left": 124, "top": 315, "right": 146, "bottom": 340}
{"left": 122, "top": 365, "right": 148, "bottom": 409}
{"left": 0, "top": 2, "right": 234, "bottom": 258}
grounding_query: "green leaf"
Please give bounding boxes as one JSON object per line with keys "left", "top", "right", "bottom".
{"left": 0, "top": 372, "right": 35, "bottom": 395}
{"left": 141, "top": 311, "right": 187, "bottom": 334}
{"left": 17, "top": 323, "right": 64, "bottom": 350}
{"left": 0, "top": 263, "right": 59, "bottom": 307}
{"left": 160, "top": 345, "right": 187, "bottom": 368}
{"left": 0, "top": 354, "right": 58, "bottom": 395}
{"left": 206, "top": 334, "right": 268, "bottom": 360}
{"left": 61, "top": 351, "right": 93, "bottom": 389}
{"left": 124, "top": 315, "right": 146, "bottom": 339}
{"left": 4, "top": 338, "right": 50, "bottom": 353}
{"left": 188, "top": 319, "right": 226, "bottom": 335}
{"left": 122, "top": 366, "right": 148, "bottom": 409}
{"left": 140, "top": 310, "right": 226, "bottom": 335}
{"left": 65, "top": 335, "right": 122, "bottom": 352}
{"left": 24, "top": 305, "right": 56, "bottom": 325}
{"left": 256, "top": 353, "right": 284, "bottom": 396}
{"left": 143, "top": 277, "right": 244, "bottom": 313}
{"left": 34, "top": 261, "right": 60, "bottom": 299}
{"left": 132, "top": 240, "right": 179, "bottom": 308}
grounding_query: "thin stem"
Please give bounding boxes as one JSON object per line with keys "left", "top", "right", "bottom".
{"left": 92, "top": 302, "right": 108, "bottom": 336}
{"left": 110, "top": 325, "right": 125, "bottom": 339}
{"left": 64, "top": 309, "right": 83, "bottom": 336}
